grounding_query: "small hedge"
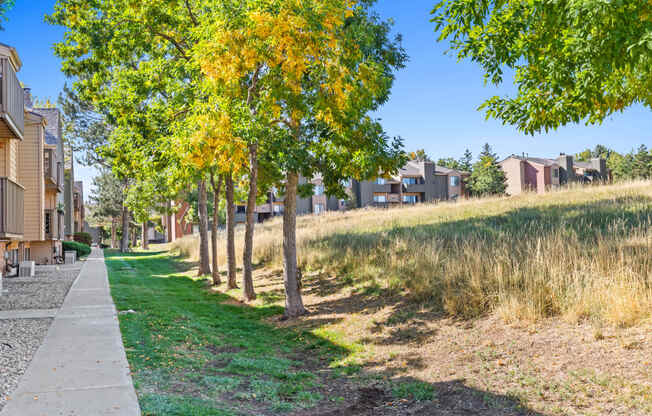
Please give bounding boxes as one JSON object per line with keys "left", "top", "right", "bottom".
{"left": 63, "top": 240, "right": 91, "bottom": 258}
{"left": 74, "top": 232, "right": 93, "bottom": 246}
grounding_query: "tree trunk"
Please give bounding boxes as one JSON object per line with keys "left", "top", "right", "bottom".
{"left": 120, "top": 206, "right": 129, "bottom": 253}
{"left": 131, "top": 224, "right": 137, "bottom": 247}
{"left": 225, "top": 174, "right": 238, "bottom": 289}
{"left": 242, "top": 144, "right": 258, "bottom": 301}
{"left": 141, "top": 222, "right": 149, "bottom": 250}
{"left": 111, "top": 219, "right": 117, "bottom": 249}
{"left": 210, "top": 173, "right": 223, "bottom": 286}
{"left": 197, "top": 179, "right": 211, "bottom": 276}
{"left": 282, "top": 172, "right": 307, "bottom": 318}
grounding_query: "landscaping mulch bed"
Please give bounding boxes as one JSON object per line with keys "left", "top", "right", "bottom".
{"left": 0, "top": 318, "right": 53, "bottom": 411}
{"left": 0, "top": 264, "right": 82, "bottom": 311}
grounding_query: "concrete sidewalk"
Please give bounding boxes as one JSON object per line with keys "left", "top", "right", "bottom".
{"left": 1, "top": 248, "right": 141, "bottom": 415}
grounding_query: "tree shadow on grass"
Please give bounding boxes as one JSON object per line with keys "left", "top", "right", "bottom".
{"left": 105, "top": 250, "right": 544, "bottom": 416}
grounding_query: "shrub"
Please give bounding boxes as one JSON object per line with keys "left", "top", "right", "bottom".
{"left": 74, "top": 232, "right": 92, "bottom": 246}
{"left": 63, "top": 240, "right": 91, "bottom": 258}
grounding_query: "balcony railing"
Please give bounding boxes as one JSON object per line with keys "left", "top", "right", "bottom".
{"left": 0, "top": 177, "right": 24, "bottom": 238}
{"left": 44, "top": 149, "right": 63, "bottom": 191}
{"left": 0, "top": 58, "right": 24, "bottom": 140}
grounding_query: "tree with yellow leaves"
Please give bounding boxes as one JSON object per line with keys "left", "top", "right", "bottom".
{"left": 195, "top": 0, "right": 407, "bottom": 318}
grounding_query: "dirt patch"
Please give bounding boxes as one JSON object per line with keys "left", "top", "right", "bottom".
{"left": 246, "top": 268, "right": 652, "bottom": 416}
{"left": 295, "top": 387, "right": 389, "bottom": 416}
{"left": 221, "top": 298, "right": 246, "bottom": 306}
{"left": 205, "top": 344, "right": 244, "bottom": 355}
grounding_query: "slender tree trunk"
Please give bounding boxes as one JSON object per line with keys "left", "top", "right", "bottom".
{"left": 225, "top": 174, "right": 238, "bottom": 289}
{"left": 282, "top": 171, "right": 307, "bottom": 318}
{"left": 165, "top": 201, "right": 172, "bottom": 242}
{"left": 197, "top": 179, "right": 211, "bottom": 276}
{"left": 120, "top": 206, "right": 129, "bottom": 253}
{"left": 111, "top": 219, "right": 117, "bottom": 249}
{"left": 142, "top": 222, "right": 149, "bottom": 250}
{"left": 210, "top": 173, "right": 223, "bottom": 286}
{"left": 131, "top": 224, "right": 137, "bottom": 247}
{"left": 242, "top": 144, "right": 258, "bottom": 301}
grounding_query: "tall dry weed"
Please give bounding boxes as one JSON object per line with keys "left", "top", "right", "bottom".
{"left": 171, "top": 181, "right": 652, "bottom": 326}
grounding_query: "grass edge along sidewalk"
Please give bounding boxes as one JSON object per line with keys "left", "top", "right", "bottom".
{"left": 105, "top": 250, "right": 448, "bottom": 416}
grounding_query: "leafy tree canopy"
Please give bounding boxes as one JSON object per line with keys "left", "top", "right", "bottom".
{"left": 432, "top": 1, "right": 652, "bottom": 134}
{"left": 0, "top": 0, "right": 13, "bottom": 30}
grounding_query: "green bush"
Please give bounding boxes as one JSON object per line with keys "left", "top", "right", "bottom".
{"left": 63, "top": 240, "right": 91, "bottom": 258}
{"left": 74, "top": 232, "right": 93, "bottom": 246}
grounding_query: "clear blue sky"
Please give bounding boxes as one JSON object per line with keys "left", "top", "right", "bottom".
{"left": 2, "top": 0, "right": 650, "bottom": 200}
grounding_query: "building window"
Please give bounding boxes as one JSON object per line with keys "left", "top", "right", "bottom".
{"left": 314, "top": 204, "right": 324, "bottom": 214}
{"left": 403, "top": 195, "right": 418, "bottom": 204}
{"left": 314, "top": 185, "right": 325, "bottom": 196}
{"left": 402, "top": 177, "right": 418, "bottom": 185}
{"left": 45, "top": 212, "right": 52, "bottom": 235}
{"left": 450, "top": 176, "right": 460, "bottom": 187}
{"left": 24, "top": 248, "right": 30, "bottom": 261}
{"left": 373, "top": 195, "right": 387, "bottom": 203}
{"left": 375, "top": 178, "right": 385, "bottom": 185}
{"left": 553, "top": 168, "right": 559, "bottom": 178}
{"left": 236, "top": 206, "right": 246, "bottom": 214}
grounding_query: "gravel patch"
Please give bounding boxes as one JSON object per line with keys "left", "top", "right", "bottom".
{"left": 0, "top": 265, "right": 82, "bottom": 311}
{"left": 0, "top": 318, "right": 52, "bottom": 411}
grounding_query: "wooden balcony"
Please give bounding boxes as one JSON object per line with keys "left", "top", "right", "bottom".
{"left": 44, "top": 149, "right": 63, "bottom": 192}
{"left": 0, "top": 177, "right": 24, "bottom": 239}
{"left": 0, "top": 58, "right": 24, "bottom": 140}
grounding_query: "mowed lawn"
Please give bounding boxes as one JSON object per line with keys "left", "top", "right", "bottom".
{"left": 105, "top": 250, "right": 340, "bottom": 415}
{"left": 106, "top": 251, "right": 467, "bottom": 416}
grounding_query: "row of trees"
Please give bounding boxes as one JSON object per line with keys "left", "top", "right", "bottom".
{"left": 48, "top": 0, "right": 407, "bottom": 318}
{"left": 576, "top": 144, "right": 652, "bottom": 181}
{"left": 41, "top": 0, "right": 650, "bottom": 319}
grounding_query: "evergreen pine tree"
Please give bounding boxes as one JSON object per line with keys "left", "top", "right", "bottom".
{"left": 466, "top": 143, "right": 507, "bottom": 196}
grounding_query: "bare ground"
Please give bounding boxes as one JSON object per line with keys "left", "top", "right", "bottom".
{"left": 237, "top": 269, "right": 652, "bottom": 416}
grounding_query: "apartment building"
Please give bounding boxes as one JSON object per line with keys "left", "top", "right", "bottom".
{"left": 25, "top": 97, "right": 65, "bottom": 264}
{"left": 160, "top": 200, "right": 194, "bottom": 243}
{"left": 233, "top": 160, "right": 468, "bottom": 224}
{"left": 63, "top": 143, "right": 75, "bottom": 240}
{"left": 353, "top": 160, "right": 468, "bottom": 208}
{"left": 0, "top": 43, "right": 26, "bottom": 270}
{"left": 0, "top": 43, "right": 77, "bottom": 270}
{"left": 500, "top": 154, "right": 609, "bottom": 196}
{"left": 73, "top": 180, "right": 85, "bottom": 233}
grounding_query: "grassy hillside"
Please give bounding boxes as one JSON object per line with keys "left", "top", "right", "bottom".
{"left": 172, "top": 181, "right": 652, "bottom": 327}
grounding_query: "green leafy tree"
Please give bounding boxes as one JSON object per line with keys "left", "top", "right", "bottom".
{"left": 575, "top": 149, "right": 593, "bottom": 163}
{"left": 0, "top": 0, "right": 14, "bottom": 30}
{"left": 90, "top": 169, "right": 124, "bottom": 248}
{"left": 466, "top": 143, "right": 506, "bottom": 196}
{"left": 607, "top": 152, "right": 632, "bottom": 181}
{"left": 437, "top": 157, "right": 461, "bottom": 170}
{"left": 632, "top": 145, "right": 651, "bottom": 179}
{"left": 432, "top": 2, "right": 652, "bottom": 134}
{"left": 197, "top": 0, "right": 407, "bottom": 317}
{"left": 409, "top": 149, "right": 431, "bottom": 162}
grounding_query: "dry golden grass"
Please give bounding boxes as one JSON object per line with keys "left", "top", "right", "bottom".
{"left": 172, "top": 181, "right": 652, "bottom": 327}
